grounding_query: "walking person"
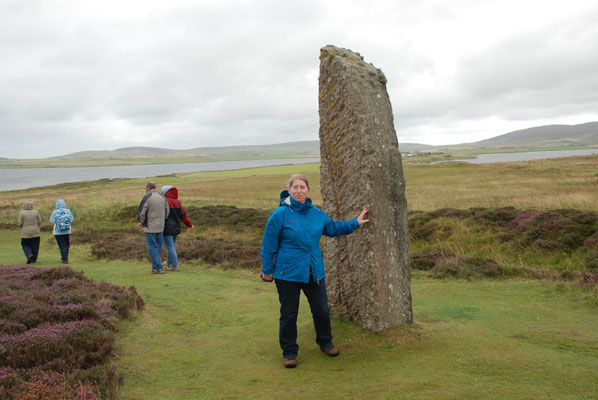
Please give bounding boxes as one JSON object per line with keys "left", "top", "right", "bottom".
{"left": 138, "top": 181, "right": 169, "bottom": 274}
{"left": 161, "top": 185, "right": 194, "bottom": 271}
{"left": 17, "top": 201, "right": 42, "bottom": 264}
{"left": 260, "top": 173, "right": 370, "bottom": 368}
{"left": 49, "top": 200, "right": 74, "bottom": 264}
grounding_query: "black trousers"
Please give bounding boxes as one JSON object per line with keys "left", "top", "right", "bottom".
{"left": 21, "top": 237, "right": 40, "bottom": 263}
{"left": 275, "top": 276, "right": 333, "bottom": 358}
{"left": 55, "top": 234, "right": 70, "bottom": 262}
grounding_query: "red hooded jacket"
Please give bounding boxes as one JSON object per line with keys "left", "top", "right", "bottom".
{"left": 162, "top": 186, "right": 193, "bottom": 235}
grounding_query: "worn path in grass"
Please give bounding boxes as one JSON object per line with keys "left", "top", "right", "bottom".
{"left": 1, "top": 231, "right": 597, "bottom": 399}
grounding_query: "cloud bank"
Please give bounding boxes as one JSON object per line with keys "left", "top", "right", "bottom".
{"left": 1, "top": 0, "right": 597, "bottom": 158}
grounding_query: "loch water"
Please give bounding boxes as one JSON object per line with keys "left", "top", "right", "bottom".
{"left": 0, "top": 158, "right": 320, "bottom": 192}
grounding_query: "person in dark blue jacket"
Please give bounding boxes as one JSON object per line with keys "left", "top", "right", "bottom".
{"left": 260, "top": 173, "right": 369, "bottom": 368}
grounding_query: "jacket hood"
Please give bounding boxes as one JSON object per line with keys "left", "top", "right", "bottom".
{"left": 279, "top": 190, "right": 312, "bottom": 212}
{"left": 55, "top": 199, "right": 66, "bottom": 210}
{"left": 162, "top": 186, "right": 178, "bottom": 199}
{"left": 23, "top": 201, "right": 33, "bottom": 210}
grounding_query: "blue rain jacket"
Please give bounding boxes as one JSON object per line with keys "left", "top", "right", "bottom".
{"left": 49, "top": 199, "right": 74, "bottom": 235}
{"left": 260, "top": 190, "right": 359, "bottom": 283}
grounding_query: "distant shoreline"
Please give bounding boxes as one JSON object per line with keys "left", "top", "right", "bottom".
{"left": 0, "top": 154, "right": 319, "bottom": 169}
{"left": 0, "top": 158, "right": 320, "bottom": 192}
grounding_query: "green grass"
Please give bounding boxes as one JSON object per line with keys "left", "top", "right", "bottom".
{"left": 1, "top": 228, "right": 597, "bottom": 399}
{"left": 2, "top": 157, "right": 598, "bottom": 399}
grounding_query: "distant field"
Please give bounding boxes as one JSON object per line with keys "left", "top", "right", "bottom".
{"left": 2, "top": 154, "right": 596, "bottom": 215}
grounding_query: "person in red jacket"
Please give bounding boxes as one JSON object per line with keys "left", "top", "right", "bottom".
{"left": 161, "top": 185, "right": 194, "bottom": 271}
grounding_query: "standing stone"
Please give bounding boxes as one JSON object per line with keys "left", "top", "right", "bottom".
{"left": 318, "top": 45, "right": 412, "bottom": 331}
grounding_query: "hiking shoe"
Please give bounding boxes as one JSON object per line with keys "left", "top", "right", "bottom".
{"left": 166, "top": 266, "right": 179, "bottom": 271}
{"left": 283, "top": 357, "right": 297, "bottom": 368}
{"left": 320, "top": 345, "right": 339, "bottom": 357}
{"left": 27, "top": 256, "right": 34, "bottom": 264}
{"left": 151, "top": 268, "right": 165, "bottom": 274}
{"left": 62, "top": 260, "right": 68, "bottom": 264}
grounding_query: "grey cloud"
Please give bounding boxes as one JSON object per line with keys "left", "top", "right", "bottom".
{"left": 2, "top": 1, "right": 598, "bottom": 158}
{"left": 454, "top": 8, "right": 598, "bottom": 120}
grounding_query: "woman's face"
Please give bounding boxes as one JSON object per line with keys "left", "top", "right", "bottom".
{"left": 289, "top": 179, "right": 309, "bottom": 203}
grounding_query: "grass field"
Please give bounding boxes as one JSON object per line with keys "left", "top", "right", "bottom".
{"left": 1, "top": 155, "right": 598, "bottom": 399}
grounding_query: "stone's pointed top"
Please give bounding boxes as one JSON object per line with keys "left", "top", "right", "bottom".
{"left": 320, "top": 45, "right": 364, "bottom": 62}
{"left": 320, "top": 45, "right": 387, "bottom": 85}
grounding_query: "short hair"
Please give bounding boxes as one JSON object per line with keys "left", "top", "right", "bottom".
{"left": 146, "top": 181, "right": 156, "bottom": 190}
{"left": 288, "top": 174, "right": 309, "bottom": 190}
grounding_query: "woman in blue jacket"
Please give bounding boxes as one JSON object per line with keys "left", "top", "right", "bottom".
{"left": 260, "top": 173, "right": 369, "bottom": 368}
{"left": 49, "top": 199, "right": 74, "bottom": 264}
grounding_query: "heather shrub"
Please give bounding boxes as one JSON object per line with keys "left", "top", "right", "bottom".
{"left": 90, "top": 238, "right": 148, "bottom": 260}
{"left": 88, "top": 231, "right": 262, "bottom": 269}
{"left": 409, "top": 248, "right": 598, "bottom": 291}
{"left": 3, "top": 370, "right": 100, "bottom": 400}
{"left": 409, "top": 221, "right": 453, "bottom": 241}
{"left": 30, "top": 266, "right": 89, "bottom": 284}
{"left": 408, "top": 208, "right": 465, "bottom": 236}
{"left": 0, "top": 319, "right": 27, "bottom": 335}
{"left": 72, "top": 227, "right": 139, "bottom": 245}
{"left": 469, "top": 206, "right": 520, "bottom": 227}
{"left": 185, "top": 205, "right": 269, "bottom": 233}
{"left": 113, "top": 204, "right": 270, "bottom": 232}
{"left": 503, "top": 209, "right": 597, "bottom": 251}
{"left": 113, "top": 205, "right": 139, "bottom": 224}
{"left": 409, "top": 207, "right": 598, "bottom": 291}
{"left": 0, "top": 265, "right": 145, "bottom": 399}
{"left": 579, "top": 233, "right": 598, "bottom": 270}
{"left": 410, "top": 250, "right": 514, "bottom": 279}
{"left": 578, "top": 273, "right": 598, "bottom": 291}
{"left": 410, "top": 207, "right": 597, "bottom": 253}
{"left": 0, "top": 320, "right": 113, "bottom": 369}
{"left": 410, "top": 249, "right": 456, "bottom": 271}
{"left": 176, "top": 237, "right": 261, "bottom": 268}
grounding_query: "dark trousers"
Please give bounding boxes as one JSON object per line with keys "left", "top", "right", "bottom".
{"left": 55, "top": 234, "right": 70, "bottom": 262}
{"left": 275, "top": 276, "right": 333, "bottom": 358}
{"left": 21, "top": 237, "right": 40, "bottom": 263}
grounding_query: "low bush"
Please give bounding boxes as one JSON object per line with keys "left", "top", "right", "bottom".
{"left": 185, "top": 205, "right": 269, "bottom": 233}
{"left": 410, "top": 207, "right": 597, "bottom": 251}
{"left": 177, "top": 237, "right": 261, "bottom": 268}
{"left": 410, "top": 248, "right": 598, "bottom": 290}
{"left": 89, "top": 235, "right": 261, "bottom": 269}
{"left": 410, "top": 250, "right": 516, "bottom": 280}
{"left": 0, "top": 265, "right": 144, "bottom": 399}
{"left": 502, "top": 208, "right": 598, "bottom": 251}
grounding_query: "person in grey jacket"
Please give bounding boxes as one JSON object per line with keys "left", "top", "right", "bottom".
{"left": 137, "top": 181, "right": 170, "bottom": 274}
{"left": 17, "top": 201, "right": 42, "bottom": 264}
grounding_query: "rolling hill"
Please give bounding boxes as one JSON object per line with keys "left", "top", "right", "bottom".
{"left": 56, "top": 121, "right": 597, "bottom": 159}
{"left": 450, "top": 121, "right": 598, "bottom": 149}
{"left": 54, "top": 141, "right": 321, "bottom": 160}
{"left": 5, "top": 122, "right": 597, "bottom": 168}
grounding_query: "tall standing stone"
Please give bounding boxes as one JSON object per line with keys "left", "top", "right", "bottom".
{"left": 318, "top": 45, "right": 412, "bottom": 331}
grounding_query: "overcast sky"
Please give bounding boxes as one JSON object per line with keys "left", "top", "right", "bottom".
{"left": 2, "top": 0, "right": 598, "bottom": 159}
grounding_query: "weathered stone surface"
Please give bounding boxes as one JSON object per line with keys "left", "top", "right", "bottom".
{"left": 318, "top": 45, "right": 412, "bottom": 331}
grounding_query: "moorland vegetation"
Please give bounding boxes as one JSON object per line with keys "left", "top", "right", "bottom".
{"left": 0, "top": 156, "right": 597, "bottom": 399}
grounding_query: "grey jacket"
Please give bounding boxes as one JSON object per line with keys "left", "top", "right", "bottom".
{"left": 138, "top": 189, "right": 170, "bottom": 233}
{"left": 17, "top": 201, "right": 42, "bottom": 238}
